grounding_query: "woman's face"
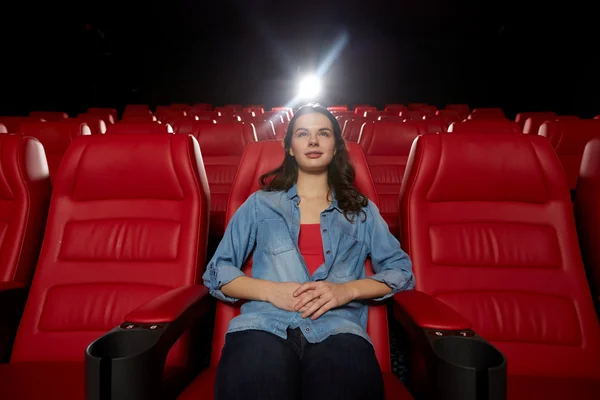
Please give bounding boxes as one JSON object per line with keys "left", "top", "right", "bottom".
{"left": 289, "top": 112, "right": 336, "bottom": 173}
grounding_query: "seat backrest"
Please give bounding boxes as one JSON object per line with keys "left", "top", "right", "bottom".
{"left": 0, "top": 123, "right": 6, "bottom": 134}
{"left": 28, "top": 111, "right": 69, "bottom": 121}
{"left": 342, "top": 118, "right": 367, "bottom": 142}
{"left": 448, "top": 119, "right": 521, "bottom": 134}
{"left": 400, "top": 133, "right": 600, "bottom": 379}
{"left": 18, "top": 121, "right": 92, "bottom": 183}
{"left": 11, "top": 134, "right": 210, "bottom": 366}
{"left": 187, "top": 122, "right": 249, "bottom": 237}
{"left": 360, "top": 121, "right": 425, "bottom": 237}
{"left": 211, "top": 141, "right": 395, "bottom": 372}
{"left": 105, "top": 122, "right": 173, "bottom": 134}
{"left": 539, "top": 119, "right": 600, "bottom": 190}
{"left": 468, "top": 108, "right": 505, "bottom": 119}
{"left": 515, "top": 112, "right": 556, "bottom": 130}
{"left": 0, "top": 135, "right": 51, "bottom": 285}
{"left": 574, "top": 138, "right": 600, "bottom": 302}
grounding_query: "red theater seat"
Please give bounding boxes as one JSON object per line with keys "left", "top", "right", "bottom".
{"left": 515, "top": 112, "right": 556, "bottom": 130}
{"left": 399, "top": 133, "right": 600, "bottom": 399}
{"left": 28, "top": 111, "right": 69, "bottom": 121}
{"left": 342, "top": 118, "right": 367, "bottom": 142}
{"left": 177, "top": 141, "right": 413, "bottom": 400}
{"left": 248, "top": 120, "right": 276, "bottom": 141}
{"left": 184, "top": 122, "right": 249, "bottom": 238}
{"left": 0, "top": 123, "right": 6, "bottom": 134}
{"left": 0, "top": 135, "right": 51, "bottom": 361}
{"left": 0, "top": 134, "right": 211, "bottom": 399}
{"left": 448, "top": 119, "right": 522, "bottom": 134}
{"left": 468, "top": 108, "right": 505, "bottom": 119}
{"left": 87, "top": 108, "right": 117, "bottom": 123}
{"left": 575, "top": 138, "right": 600, "bottom": 304}
{"left": 75, "top": 115, "right": 107, "bottom": 134}
{"left": 105, "top": 122, "right": 174, "bottom": 134}
{"left": 18, "top": 121, "right": 91, "bottom": 183}
{"left": 399, "top": 110, "right": 423, "bottom": 121}
{"left": 539, "top": 119, "right": 600, "bottom": 190}
{"left": 360, "top": 122, "right": 425, "bottom": 238}
{"left": 0, "top": 117, "right": 42, "bottom": 133}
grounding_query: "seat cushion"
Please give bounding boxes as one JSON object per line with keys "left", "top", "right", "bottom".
{"left": 0, "top": 362, "right": 85, "bottom": 399}
{"left": 508, "top": 375, "right": 600, "bottom": 399}
{"left": 178, "top": 369, "right": 413, "bottom": 399}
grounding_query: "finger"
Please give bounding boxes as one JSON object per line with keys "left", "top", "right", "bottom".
{"left": 294, "top": 287, "right": 327, "bottom": 311}
{"left": 311, "top": 301, "right": 334, "bottom": 320}
{"left": 299, "top": 299, "right": 316, "bottom": 313}
{"left": 294, "top": 282, "right": 320, "bottom": 297}
{"left": 302, "top": 296, "right": 330, "bottom": 319}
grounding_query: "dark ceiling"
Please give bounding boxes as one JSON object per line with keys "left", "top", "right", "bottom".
{"left": 0, "top": 1, "right": 597, "bottom": 117}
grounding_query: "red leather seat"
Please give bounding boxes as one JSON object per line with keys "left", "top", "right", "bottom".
{"left": 399, "top": 110, "right": 423, "bottom": 121}
{"left": 515, "top": 112, "right": 556, "bottom": 131}
{"left": 539, "top": 119, "right": 600, "bottom": 190}
{"left": 360, "top": 122, "right": 426, "bottom": 238}
{"left": 468, "top": 108, "right": 505, "bottom": 119}
{"left": 75, "top": 115, "right": 107, "bottom": 134}
{"left": 177, "top": 141, "right": 413, "bottom": 399}
{"left": 28, "top": 111, "right": 69, "bottom": 121}
{"left": 0, "top": 134, "right": 210, "bottom": 399}
{"left": 448, "top": 119, "right": 522, "bottom": 134}
{"left": 399, "top": 133, "right": 600, "bottom": 399}
{"left": 523, "top": 115, "right": 579, "bottom": 135}
{"left": 0, "top": 117, "right": 42, "bottom": 133}
{"left": 87, "top": 108, "right": 117, "bottom": 123}
{"left": 342, "top": 118, "right": 367, "bottom": 142}
{"left": 185, "top": 122, "right": 249, "bottom": 238}
{"left": 248, "top": 120, "right": 276, "bottom": 141}
{"left": 18, "top": 121, "right": 92, "bottom": 183}
{"left": 105, "top": 122, "right": 173, "bottom": 134}
{"left": 0, "top": 135, "right": 51, "bottom": 361}
{"left": 575, "top": 138, "right": 600, "bottom": 304}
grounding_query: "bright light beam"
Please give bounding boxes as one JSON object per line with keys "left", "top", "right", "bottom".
{"left": 298, "top": 75, "right": 322, "bottom": 100}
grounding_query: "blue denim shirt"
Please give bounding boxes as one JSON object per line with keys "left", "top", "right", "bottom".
{"left": 202, "top": 184, "right": 414, "bottom": 345}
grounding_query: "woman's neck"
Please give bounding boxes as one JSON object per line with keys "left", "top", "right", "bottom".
{"left": 296, "top": 170, "right": 329, "bottom": 199}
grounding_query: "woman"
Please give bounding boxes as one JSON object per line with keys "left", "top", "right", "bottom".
{"left": 203, "top": 103, "right": 414, "bottom": 400}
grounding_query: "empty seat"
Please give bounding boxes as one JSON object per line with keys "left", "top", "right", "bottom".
{"left": 0, "top": 117, "right": 42, "bottom": 133}
{"left": 354, "top": 106, "right": 376, "bottom": 116}
{"left": 0, "top": 135, "right": 51, "bottom": 361}
{"left": 575, "top": 138, "right": 600, "bottom": 304}
{"left": 76, "top": 115, "right": 107, "bottom": 134}
{"left": 28, "top": 111, "right": 68, "bottom": 121}
{"left": 18, "top": 121, "right": 91, "bottom": 183}
{"left": 177, "top": 141, "right": 413, "bottom": 400}
{"left": 523, "top": 115, "right": 579, "bottom": 135}
{"left": 399, "top": 133, "right": 600, "bottom": 399}
{"left": 248, "top": 120, "right": 276, "bottom": 141}
{"left": 105, "top": 122, "right": 173, "bottom": 134}
{"left": 184, "top": 123, "right": 249, "bottom": 239}
{"left": 360, "top": 122, "right": 425, "bottom": 238}
{"left": 342, "top": 118, "right": 367, "bottom": 142}
{"left": 87, "top": 108, "right": 117, "bottom": 123}
{"left": 468, "top": 108, "right": 505, "bottom": 119}
{"left": 448, "top": 119, "right": 521, "bottom": 134}
{"left": 0, "top": 123, "right": 6, "bottom": 134}
{"left": 539, "top": 119, "right": 600, "bottom": 190}
{"left": 0, "top": 134, "right": 210, "bottom": 399}
{"left": 515, "top": 112, "right": 556, "bottom": 130}
{"left": 399, "top": 110, "right": 423, "bottom": 121}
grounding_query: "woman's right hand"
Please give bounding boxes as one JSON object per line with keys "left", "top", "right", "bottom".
{"left": 266, "top": 282, "right": 316, "bottom": 312}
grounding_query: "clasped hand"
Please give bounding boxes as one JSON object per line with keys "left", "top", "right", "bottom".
{"left": 267, "top": 281, "right": 355, "bottom": 320}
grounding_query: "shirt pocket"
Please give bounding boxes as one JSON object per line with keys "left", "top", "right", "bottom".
{"left": 332, "top": 233, "right": 365, "bottom": 278}
{"left": 259, "top": 218, "right": 295, "bottom": 255}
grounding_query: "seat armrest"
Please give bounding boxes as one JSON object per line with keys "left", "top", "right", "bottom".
{"left": 85, "top": 285, "right": 214, "bottom": 400}
{"left": 392, "top": 290, "right": 471, "bottom": 331}
{"left": 392, "top": 290, "right": 506, "bottom": 400}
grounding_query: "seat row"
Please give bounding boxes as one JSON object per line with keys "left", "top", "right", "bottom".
{"left": 0, "top": 132, "right": 598, "bottom": 399}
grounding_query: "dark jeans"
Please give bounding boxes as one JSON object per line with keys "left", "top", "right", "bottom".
{"left": 214, "top": 327, "right": 385, "bottom": 400}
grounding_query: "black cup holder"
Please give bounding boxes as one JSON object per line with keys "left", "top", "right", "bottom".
{"left": 428, "top": 335, "right": 506, "bottom": 400}
{"left": 86, "top": 327, "right": 165, "bottom": 400}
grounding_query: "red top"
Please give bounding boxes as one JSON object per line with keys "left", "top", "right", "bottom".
{"left": 298, "top": 224, "right": 325, "bottom": 276}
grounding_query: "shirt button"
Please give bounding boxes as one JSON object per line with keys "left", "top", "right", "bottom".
{"left": 322, "top": 215, "right": 326, "bottom": 218}
{"left": 326, "top": 250, "right": 331, "bottom": 255}
{"left": 305, "top": 327, "right": 310, "bottom": 332}
{"left": 322, "top": 229, "right": 327, "bottom": 233}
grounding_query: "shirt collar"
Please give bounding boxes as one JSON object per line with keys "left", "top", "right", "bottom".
{"left": 286, "top": 184, "right": 341, "bottom": 212}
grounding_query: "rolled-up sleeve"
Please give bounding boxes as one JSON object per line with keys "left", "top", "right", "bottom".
{"left": 365, "top": 200, "right": 415, "bottom": 300}
{"left": 202, "top": 193, "right": 258, "bottom": 302}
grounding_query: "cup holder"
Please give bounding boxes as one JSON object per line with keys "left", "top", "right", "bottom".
{"left": 429, "top": 335, "right": 506, "bottom": 400}
{"left": 87, "top": 329, "right": 159, "bottom": 360}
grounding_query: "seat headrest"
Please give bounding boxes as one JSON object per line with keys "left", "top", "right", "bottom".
{"left": 401, "top": 133, "right": 569, "bottom": 204}
{"left": 105, "top": 122, "right": 173, "bottom": 134}
{"left": 0, "top": 135, "right": 49, "bottom": 199}
{"left": 18, "top": 121, "right": 91, "bottom": 151}
{"left": 539, "top": 119, "right": 600, "bottom": 153}
{"left": 226, "top": 141, "right": 378, "bottom": 223}
{"left": 193, "top": 123, "right": 248, "bottom": 156}
{"left": 363, "top": 122, "right": 423, "bottom": 155}
{"left": 448, "top": 119, "right": 521, "bottom": 134}
{"left": 0, "top": 123, "right": 6, "bottom": 134}
{"left": 56, "top": 134, "right": 206, "bottom": 201}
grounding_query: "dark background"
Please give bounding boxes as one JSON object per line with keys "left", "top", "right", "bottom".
{"left": 0, "top": 0, "right": 597, "bottom": 118}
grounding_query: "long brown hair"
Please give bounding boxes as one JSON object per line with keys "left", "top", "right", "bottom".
{"left": 259, "top": 103, "right": 368, "bottom": 222}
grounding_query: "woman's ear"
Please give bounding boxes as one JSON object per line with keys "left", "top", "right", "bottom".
{"left": 289, "top": 148, "right": 295, "bottom": 156}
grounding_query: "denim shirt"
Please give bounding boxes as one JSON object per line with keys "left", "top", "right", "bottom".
{"left": 202, "top": 184, "right": 415, "bottom": 345}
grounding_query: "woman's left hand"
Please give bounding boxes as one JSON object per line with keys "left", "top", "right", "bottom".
{"left": 293, "top": 281, "right": 355, "bottom": 320}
